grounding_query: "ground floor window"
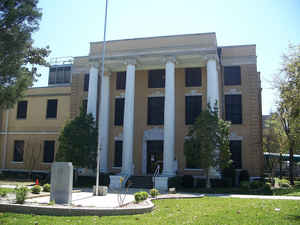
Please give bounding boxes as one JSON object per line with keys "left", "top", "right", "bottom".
{"left": 114, "top": 141, "right": 122, "bottom": 167}
{"left": 43, "top": 141, "right": 55, "bottom": 163}
{"left": 13, "top": 140, "right": 24, "bottom": 162}
{"left": 230, "top": 140, "right": 242, "bottom": 169}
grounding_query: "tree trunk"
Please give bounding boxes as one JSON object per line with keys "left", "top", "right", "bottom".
{"left": 206, "top": 168, "right": 211, "bottom": 189}
{"left": 289, "top": 146, "right": 295, "bottom": 185}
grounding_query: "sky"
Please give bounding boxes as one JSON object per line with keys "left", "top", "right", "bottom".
{"left": 32, "top": 0, "right": 300, "bottom": 115}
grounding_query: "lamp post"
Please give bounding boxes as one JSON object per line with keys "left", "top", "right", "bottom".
{"left": 95, "top": 0, "right": 109, "bottom": 196}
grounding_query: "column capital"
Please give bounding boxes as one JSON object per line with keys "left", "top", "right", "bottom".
{"left": 124, "top": 58, "right": 137, "bottom": 66}
{"left": 89, "top": 62, "right": 100, "bottom": 69}
{"left": 162, "top": 56, "right": 176, "bottom": 64}
{"left": 205, "top": 54, "right": 219, "bottom": 63}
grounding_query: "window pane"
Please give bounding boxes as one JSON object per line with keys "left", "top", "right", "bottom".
{"left": 225, "top": 95, "right": 242, "bottom": 124}
{"left": 116, "top": 72, "right": 126, "bottom": 90}
{"left": 43, "top": 141, "right": 55, "bottom": 163}
{"left": 82, "top": 99, "right": 88, "bottom": 114}
{"left": 114, "top": 98, "right": 124, "bottom": 126}
{"left": 114, "top": 141, "right": 123, "bottom": 167}
{"left": 64, "top": 67, "right": 71, "bottom": 83}
{"left": 148, "top": 97, "right": 164, "bottom": 125}
{"left": 46, "top": 99, "right": 58, "bottom": 118}
{"left": 17, "top": 101, "right": 27, "bottom": 119}
{"left": 84, "top": 73, "right": 89, "bottom": 91}
{"left": 56, "top": 68, "right": 64, "bottom": 84}
{"left": 185, "top": 96, "right": 202, "bottom": 125}
{"left": 185, "top": 68, "right": 202, "bottom": 87}
{"left": 49, "top": 68, "right": 56, "bottom": 84}
{"left": 230, "top": 140, "right": 242, "bottom": 169}
{"left": 148, "top": 70, "right": 165, "bottom": 88}
{"left": 224, "top": 66, "right": 241, "bottom": 85}
{"left": 13, "top": 140, "right": 24, "bottom": 162}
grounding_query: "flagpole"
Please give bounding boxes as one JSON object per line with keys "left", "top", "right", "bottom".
{"left": 96, "top": 0, "right": 109, "bottom": 196}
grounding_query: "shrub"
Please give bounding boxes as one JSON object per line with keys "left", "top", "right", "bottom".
{"left": 149, "top": 188, "right": 159, "bottom": 198}
{"left": 249, "top": 181, "right": 264, "bottom": 189}
{"left": 239, "top": 170, "right": 249, "bottom": 182}
{"left": 182, "top": 175, "right": 194, "bottom": 188}
{"left": 222, "top": 166, "right": 236, "bottom": 186}
{"left": 134, "top": 191, "right": 148, "bottom": 203}
{"left": 43, "top": 184, "right": 51, "bottom": 192}
{"left": 240, "top": 181, "right": 250, "bottom": 189}
{"left": 195, "top": 179, "right": 206, "bottom": 188}
{"left": 31, "top": 185, "right": 41, "bottom": 194}
{"left": 15, "top": 186, "right": 28, "bottom": 204}
{"left": 168, "top": 176, "right": 182, "bottom": 189}
{"left": 278, "top": 179, "right": 291, "bottom": 188}
{"left": 0, "top": 190, "right": 8, "bottom": 197}
{"left": 211, "top": 179, "right": 224, "bottom": 188}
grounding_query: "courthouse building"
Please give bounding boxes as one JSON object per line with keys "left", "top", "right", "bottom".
{"left": 0, "top": 33, "right": 263, "bottom": 183}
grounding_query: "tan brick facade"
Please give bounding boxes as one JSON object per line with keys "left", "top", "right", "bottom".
{"left": 0, "top": 33, "right": 263, "bottom": 177}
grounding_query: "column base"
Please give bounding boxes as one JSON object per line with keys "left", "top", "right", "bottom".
{"left": 154, "top": 176, "right": 169, "bottom": 191}
{"left": 109, "top": 175, "right": 125, "bottom": 189}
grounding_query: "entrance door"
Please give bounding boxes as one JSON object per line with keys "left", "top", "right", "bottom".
{"left": 147, "top": 140, "right": 163, "bottom": 174}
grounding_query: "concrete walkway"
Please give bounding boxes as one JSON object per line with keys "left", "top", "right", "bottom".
{"left": 26, "top": 192, "right": 135, "bottom": 208}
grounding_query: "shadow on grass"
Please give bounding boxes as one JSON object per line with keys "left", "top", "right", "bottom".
{"left": 286, "top": 215, "right": 300, "bottom": 221}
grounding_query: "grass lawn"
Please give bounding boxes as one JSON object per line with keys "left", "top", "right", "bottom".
{"left": 0, "top": 187, "right": 14, "bottom": 194}
{"left": 0, "top": 197, "right": 299, "bottom": 225}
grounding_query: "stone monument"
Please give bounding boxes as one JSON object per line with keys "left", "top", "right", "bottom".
{"left": 50, "top": 162, "right": 73, "bottom": 204}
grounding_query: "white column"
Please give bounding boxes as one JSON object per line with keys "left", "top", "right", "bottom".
{"left": 162, "top": 57, "right": 176, "bottom": 177}
{"left": 98, "top": 72, "right": 110, "bottom": 173}
{"left": 121, "top": 60, "right": 136, "bottom": 175}
{"left": 87, "top": 66, "right": 99, "bottom": 119}
{"left": 206, "top": 55, "right": 221, "bottom": 179}
{"left": 206, "top": 56, "right": 219, "bottom": 111}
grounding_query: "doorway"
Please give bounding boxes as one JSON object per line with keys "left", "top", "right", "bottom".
{"left": 147, "top": 140, "right": 163, "bottom": 174}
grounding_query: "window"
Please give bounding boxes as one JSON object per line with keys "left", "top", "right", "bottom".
{"left": 230, "top": 140, "right": 242, "bottom": 169}
{"left": 185, "top": 96, "right": 202, "bottom": 125}
{"left": 225, "top": 95, "right": 242, "bottom": 124}
{"left": 82, "top": 99, "right": 88, "bottom": 114}
{"left": 114, "top": 98, "right": 124, "bottom": 126}
{"left": 83, "top": 74, "right": 89, "bottom": 91}
{"left": 13, "top": 140, "right": 24, "bottom": 162}
{"left": 116, "top": 72, "right": 126, "bottom": 90}
{"left": 114, "top": 141, "right": 123, "bottom": 167}
{"left": 46, "top": 99, "right": 58, "bottom": 119}
{"left": 43, "top": 141, "right": 55, "bottom": 163}
{"left": 48, "top": 66, "right": 71, "bottom": 85}
{"left": 148, "top": 70, "right": 165, "bottom": 88}
{"left": 224, "top": 66, "right": 241, "bottom": 85}
{"left": 17, "top": 101, "right": 28, "bottom": 119}
{"left": 185, "top": 67, "right": 202, "bottom": 87}
{"left": 148, "top": 97, "right": 164, "bottom": 125}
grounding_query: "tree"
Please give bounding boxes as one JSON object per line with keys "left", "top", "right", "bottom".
{"left": 56, "top": 108, "right": 98, "bottom": 170}
{"left": 184, "top": 104, "right": 232, "bottom": 188}
{"left": 263, "top": 113, "right": 287, "bottom": 179}
{"left": 0, "top": 0, "right": 50, "bottom": 109}
{"left": 275, "top": 44, "right": 300, "bottom": 185}
{"left": 24, "top": 138, "right": 42, "bottom": 179}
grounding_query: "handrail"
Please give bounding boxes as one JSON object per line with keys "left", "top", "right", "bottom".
{"left": 152, "top": 165, "right": 160, "bottom": 188}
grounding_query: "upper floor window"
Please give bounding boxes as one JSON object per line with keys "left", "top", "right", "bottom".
{"left": 83, "top": 73, "right": 89, "bottom": 91}
{"left": 114, "top": 98, "right": 124, "bottom": 126}
{"left": 49, "top": 66, "right": 71, "bottom": 85}
{"left": 225, "top": 95, "right": 242, "bottom": 124}
{"left": 148, "top": 97, "right": 164, "bottom": 125}
{"left": 114, "top": 141, "right": 123, "bottom": 167}
{"left": 17, "top": 101, "right": 28, "bottom": 119}
{"left": 185, "top": 68, "right": 202, "bottom": 87}
{"left": 116, "top": 72, "right": 126, "bottom": 90}
{"left": 148, "top": 70, "right": 165, "bottom": 88}
{"left": 46, "top": 99, "right": 58, "bottom": 119}
{"left": 43, "top": 140, "right": 55, "bottom": 163}
{"left": 186, "top": 96, "right": 202, "bottom": 125}
{"left": 13, "top": 140, "right": 24, "bottom": 162}
{"left": 230, "top": 140, "right": 242, "bottom": 169}
{"left": 224, "top": 66, "right": 241, "bottom": 85}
